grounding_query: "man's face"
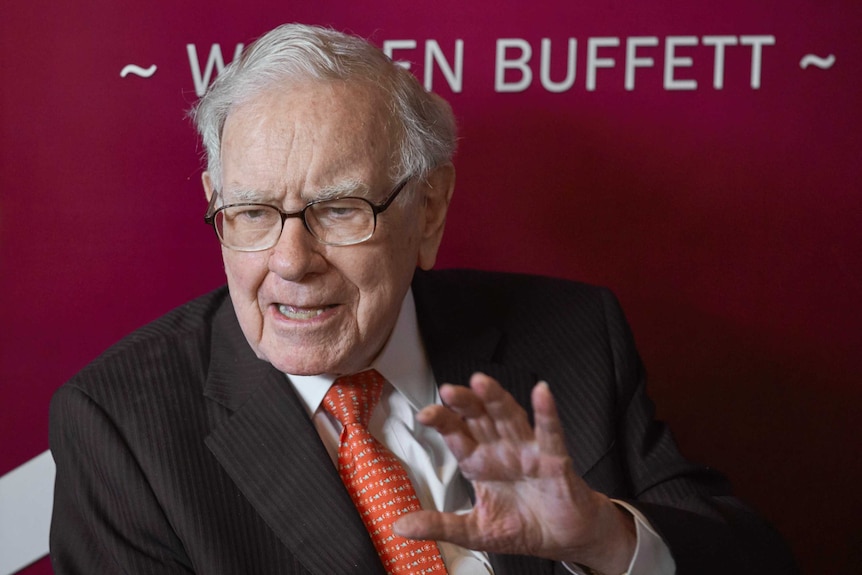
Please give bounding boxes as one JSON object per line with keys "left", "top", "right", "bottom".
{"left": 204, "top": 80, "right": 451, "bottom": 376}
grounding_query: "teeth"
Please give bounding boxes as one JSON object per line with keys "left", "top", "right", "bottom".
{"left": 278, "top": 304, "right": 326, "bottom": 320}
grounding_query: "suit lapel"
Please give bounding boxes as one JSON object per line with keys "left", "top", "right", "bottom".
{"left": 411, "top": 271, "right": 533, "bottom": 387}
{"left": 203, "top": 298, "right": 385, "bottom": 575}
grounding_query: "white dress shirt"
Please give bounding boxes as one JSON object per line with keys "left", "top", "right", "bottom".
{"left": 287, "top": 289, "right": 674, "bottom": 575}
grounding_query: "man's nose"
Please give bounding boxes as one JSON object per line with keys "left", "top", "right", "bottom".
{"left": 267, "top": 217, "right": 325, "bottom": 280}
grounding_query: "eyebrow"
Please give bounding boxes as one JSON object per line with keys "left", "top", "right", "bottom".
{"left": 220, "top": 188, "right": 274, "bottom": 204}
{"left": 220, "top": 178, "right": 371, "bottom": 206}
{"left": 311, "top": 178, "right": 369, "bottom": 201}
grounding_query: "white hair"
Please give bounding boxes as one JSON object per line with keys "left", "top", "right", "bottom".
{"left": 191, "top": 23, "right": 457, "bottom": 191}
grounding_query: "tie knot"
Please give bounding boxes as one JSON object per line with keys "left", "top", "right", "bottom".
{"left": 323, "top": 369, "right": 385, "bottom": 428}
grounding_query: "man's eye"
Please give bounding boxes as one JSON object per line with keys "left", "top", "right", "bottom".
{"left": 314, "top": 200, "right": 366, "bottom": 221}
{"left": 242, "top": 209, "right": 266, "bottom": 219}
{"left": 235, "top": 207, "right": 271, "bottom": 220}
{"left": 223, "top": 206, "right": 278, "bottom": 227}
{"left": 322, "top": 206, "right": 359, "bottom": 218}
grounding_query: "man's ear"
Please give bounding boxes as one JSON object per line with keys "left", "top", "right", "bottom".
{"left": 417, "top": 162, "right": 455, "bottom": 270}
{"left": 202, "top": 171, "right": 215, "bottom": 202}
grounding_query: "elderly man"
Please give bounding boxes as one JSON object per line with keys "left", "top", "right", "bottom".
{"left": 49, "top": 23, "right": 797, "bottom": 575}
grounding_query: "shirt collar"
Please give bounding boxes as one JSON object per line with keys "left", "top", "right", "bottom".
{"left": 287, "top": 288, "right": 435, "bottom": 417}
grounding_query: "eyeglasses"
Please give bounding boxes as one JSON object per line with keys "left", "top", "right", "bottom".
{"left": 204, "top": 178, "right": 412, "bottom": 252}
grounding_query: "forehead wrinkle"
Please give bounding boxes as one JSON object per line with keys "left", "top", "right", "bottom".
{"left": 221, "top": 81, "right": 394, "bottom": 210}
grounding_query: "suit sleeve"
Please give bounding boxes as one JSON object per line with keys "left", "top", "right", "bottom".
{"left": 599, "top": 289, "right": 800, "bottom": 575}
{"left": 49, "top": 384, "right": 194, "bottom": 574}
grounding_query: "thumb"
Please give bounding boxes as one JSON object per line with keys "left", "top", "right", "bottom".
{"left": 393, "top": 510, "right": 473, "bottom": 546}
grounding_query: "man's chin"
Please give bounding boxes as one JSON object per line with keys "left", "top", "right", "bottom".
{"left": 253, "top": 329, "right": 381, "bottom": 376}
{"left": 266, "top": 355, "right": 333, "bottom": 377}
{"left": 258, "top": 344, "right": 347, "bottom": 377}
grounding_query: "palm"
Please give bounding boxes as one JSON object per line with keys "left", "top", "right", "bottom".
{"left": 393, "top": 373, "right": 635, "bottom": 571}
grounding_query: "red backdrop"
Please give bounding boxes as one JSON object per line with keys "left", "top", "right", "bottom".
{"left": 2, "top": 1, "right": 860, "bottom": 573}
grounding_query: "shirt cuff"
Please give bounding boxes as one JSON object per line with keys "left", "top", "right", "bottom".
{"left": 561, "top": 500, "right": 676, "bottom": 575}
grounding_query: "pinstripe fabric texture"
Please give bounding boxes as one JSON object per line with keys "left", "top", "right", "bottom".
{"left": 324, "top": 370, "right": 447, "bottom": 574}
{"left": 49, "top": 269, "right": 798, "bottom": 575}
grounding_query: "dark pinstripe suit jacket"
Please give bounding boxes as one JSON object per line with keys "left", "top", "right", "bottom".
{"left": 49, "top": 269, "right": 798, "bottom": 574}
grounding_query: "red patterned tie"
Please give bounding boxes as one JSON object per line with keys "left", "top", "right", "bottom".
{"left": 323, "top": 369, "right": 448, "bottom": 574}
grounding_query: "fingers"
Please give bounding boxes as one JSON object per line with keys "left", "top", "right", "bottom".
{"left": 416, "top": 404, "right": 477, "bottom": 460}
{"left": 441, "top": 380, "right": 501, "bottom": 444}
{"left": 531, "top": 381, "right": 569, "bottom": 456}
{"left": 418, "top": 373, "right": 532, "bottom": 447}
{"left": 418, "top": 373, "right": 569, "bottom": 462}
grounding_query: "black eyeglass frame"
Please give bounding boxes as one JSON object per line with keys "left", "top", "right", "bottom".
{"left": 204, "top": 177, "right": 413, "bottom": 251}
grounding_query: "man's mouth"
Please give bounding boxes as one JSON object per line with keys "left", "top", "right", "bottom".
{"left": 276, "top": 304, "right": 334, "bottom": 320}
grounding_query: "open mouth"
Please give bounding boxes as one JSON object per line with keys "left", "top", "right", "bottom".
{"left": 276, "top": 304, "right": 335, "bottom": 320}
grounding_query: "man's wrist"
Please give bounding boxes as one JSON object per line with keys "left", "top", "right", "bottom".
{"left": 609, "top": 500, "right": 676, "bottom": 575}
{"left": 567, "top": 497, "right": 636, "bottom": 575}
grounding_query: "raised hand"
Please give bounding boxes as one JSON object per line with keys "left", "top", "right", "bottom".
{"left": 393, "top": 372, "right": 636, "bottom": 574}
